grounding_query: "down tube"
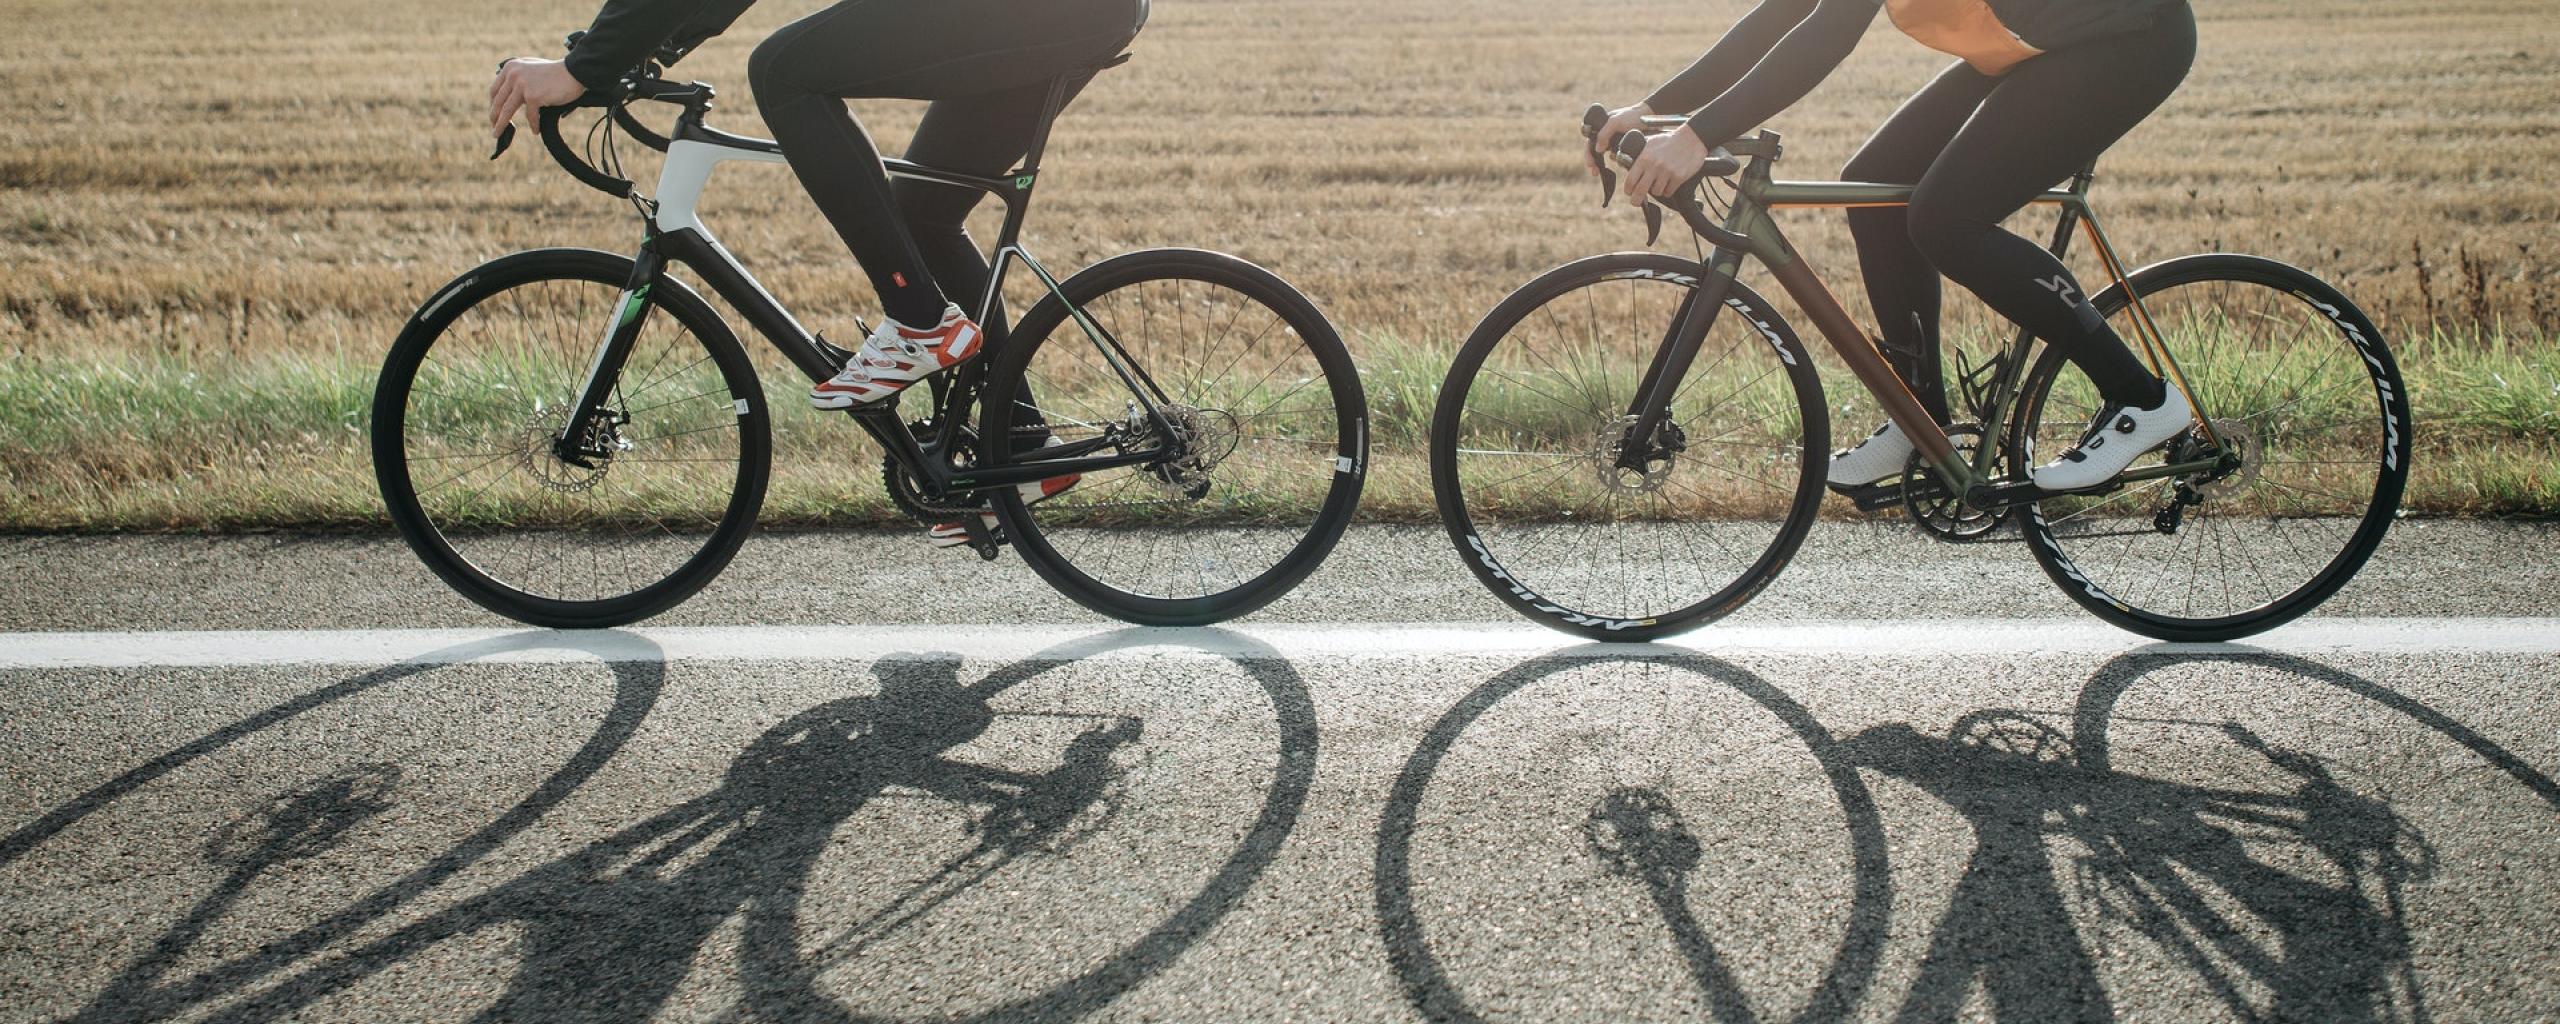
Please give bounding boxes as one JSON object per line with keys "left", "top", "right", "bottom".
{"left": 1761, "top": 258, "right": 1965, "bottom": 476}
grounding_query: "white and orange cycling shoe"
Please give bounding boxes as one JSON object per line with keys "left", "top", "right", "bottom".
{"left": 810, "top": 303, "right": 982, "bottom": 410}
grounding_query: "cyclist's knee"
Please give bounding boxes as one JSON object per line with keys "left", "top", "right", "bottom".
{"left": 746, "top": 31, "right": 811, "bottom": 108}
{"left": 1903, "top": 195, "right": 1988, "bottom": 270}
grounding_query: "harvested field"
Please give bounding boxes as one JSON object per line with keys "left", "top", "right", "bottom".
{"left": 2, "top": 0, "right": 2554, "bottom": 527}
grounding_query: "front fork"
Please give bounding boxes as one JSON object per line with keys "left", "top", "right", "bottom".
{"left": 1616, "top": 245, "right": 1749, "bottom": 473}
{"left": 554, "top": 248, "right": 668, "bottom": 467}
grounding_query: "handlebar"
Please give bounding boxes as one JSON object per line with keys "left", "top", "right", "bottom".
{"left": 489, "top": 35, "right": 719, "bottom": 199}
{"left": 1581, "top": 102, "right": 1779, "bottom": 251}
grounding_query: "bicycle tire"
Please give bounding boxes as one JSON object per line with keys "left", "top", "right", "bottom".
{"left": 373, "top": 248, "right": 770, "bottom": 628}
{"left": 2013, "top": 253, "right": 2410, "bottom": 641}
{"left": 1431, "top": 253, "right": 1828, "bottom": 641}
{"left": 981, "top": 248, "right": 1367, "bottom": 625}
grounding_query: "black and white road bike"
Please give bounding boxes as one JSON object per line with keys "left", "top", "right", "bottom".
{"left": 373, "top": 50, "right": 1367, "bottom": 628}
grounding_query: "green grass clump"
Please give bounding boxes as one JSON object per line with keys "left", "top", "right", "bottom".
{"left": 2, "top": 324, "right": 2555, "bottom": 531}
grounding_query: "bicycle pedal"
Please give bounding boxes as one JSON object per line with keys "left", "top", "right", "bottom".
{"left": 961, "top": 511, "right": 1005, "bottom": 561}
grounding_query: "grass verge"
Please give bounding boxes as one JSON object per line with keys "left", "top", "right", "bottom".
{"left": 2, "top": 329, "right": 2554, "bottom": 531}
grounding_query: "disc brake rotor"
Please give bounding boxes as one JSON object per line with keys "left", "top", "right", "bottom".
{"left": 1590, "top": 415, "right": 1685, "bottom": 497}
{"left": 2189, "top": 417, "right": 2260, "bottom": 497}
{"left": 1145, "top": 405, "right": 1241, "bottom": 499}
{"left": 519, "top": 405, "right": 617, "bottom": 494}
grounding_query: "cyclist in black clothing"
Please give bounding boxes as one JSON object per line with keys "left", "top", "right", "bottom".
{"left": 487, "top": 0, "right": 1146, "bottom": 415}
{"left": 488, "top": 0, "right": 1142, "bottom": 547}
{"left": 1592, "top": 0, "right": 2197, "bottom": 492}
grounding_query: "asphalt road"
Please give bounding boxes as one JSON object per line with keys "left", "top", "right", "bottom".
{"left": 2, "top": 523, "right": 2556, "bottom": 1022}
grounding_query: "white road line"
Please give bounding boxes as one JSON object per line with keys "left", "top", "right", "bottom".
{"left": 1, "top": 619, "right": 2557, "bottom": 670}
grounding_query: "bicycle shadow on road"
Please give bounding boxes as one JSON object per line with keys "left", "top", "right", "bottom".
{"left": 1374, "top": 649, "right": 1895, "bottom": 1024}
{"left": 1375, "top": 646, "right": 2560, "bottom": 1024}
{"left": 1876, "top": 646, "right": 2560, "bottom": 1024}
{"left": 3, "top": 630, "right": 668, "bottom": 1024}
{"left": 10, "top": 627, "right": 1315, "bottom": 1024}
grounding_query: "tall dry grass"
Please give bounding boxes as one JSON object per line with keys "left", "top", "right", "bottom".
{"left": 2, "top": 0, "right": 2555, "bottom": 527}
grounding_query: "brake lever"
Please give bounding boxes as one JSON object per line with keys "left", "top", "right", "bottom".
{"left": 491, "top": 123, "right": 516, "bottom": 161}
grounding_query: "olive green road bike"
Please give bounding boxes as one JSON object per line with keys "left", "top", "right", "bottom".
{"left": 1429, "top": 107, "right": 2409, "bottom": 642}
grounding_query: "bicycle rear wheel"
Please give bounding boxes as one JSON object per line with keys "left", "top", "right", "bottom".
{"left": 373, "top": 248, "right": 770, "bottom": 627}
{"left": 981, "top": 248, "right": 1366, "bottom": 625}
{"left": 2014, "top": 253, "right": 2410, "bottom": 641}
{"left": 1430, "top": 253, "right": 1827, "bottom": 641}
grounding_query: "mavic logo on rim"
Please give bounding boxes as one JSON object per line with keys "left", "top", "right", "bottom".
{"left": 1464, "top": 533, "right": 1654, "bottom": 631}
{"left": 1724, "top": 298, "right": 1797, "bottom": 367}
{"left": 2299, "top": 292, "right": 2405, "bottom": 472}
{"left": 1616, "top": 269, "right": 1699, "bottom": 286}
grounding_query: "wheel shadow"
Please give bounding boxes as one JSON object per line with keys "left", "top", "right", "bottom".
{"left": 19, "top": 628, "right": 1315, "bottom": 1024}
{"left": 1377, "top": 645, "right": 2560, "bottom": 1024}
{"left": 7, "top": 631, "right": 668, "bottom": 1024}
{"left": 1375, "top": 649, "right": 1895, "bottom": 1024}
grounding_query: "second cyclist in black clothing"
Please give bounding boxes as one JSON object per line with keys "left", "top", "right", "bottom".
{"left": 1593, "top": 0, "right": 2196, "bottom": 492}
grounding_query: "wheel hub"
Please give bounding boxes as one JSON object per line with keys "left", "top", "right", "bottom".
{"left": 2186, "top": 417, "right": 2260, "bottom": 497}
{"left": 1145, "top": 404, "right": 1241, "bottom": 499}
{"left": 1591, "top": 416, "right": 1686, "bottom": 497}
{"left": 520, "top": 405, "right": 619, "bottom": 494}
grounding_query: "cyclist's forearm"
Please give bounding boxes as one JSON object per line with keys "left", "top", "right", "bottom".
{"left": 563, "top": 0, "right": 712, "bottom": 91}
{"left": 1677, "top": 0, "right": 1877, "bottom": 146}
{"left": 1641, "top": 0, "right": 1819, "bottom": 116}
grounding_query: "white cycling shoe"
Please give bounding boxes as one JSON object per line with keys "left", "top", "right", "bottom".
{"left": 2029, "top": 386, "right": 2192, "bottom": 492}
{"left": 1826, "top": 421, "right": 1917, "bottom": 487}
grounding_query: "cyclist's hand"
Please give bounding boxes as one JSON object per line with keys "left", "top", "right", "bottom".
{"left": 489, "top": 57, "right": 585, "bottom": 138}
{"left": 1587, "top": 102, "right": 1652, "bottom": 176}
{"left": 1624, "top": 126, "right": 1709, "bottom": 205}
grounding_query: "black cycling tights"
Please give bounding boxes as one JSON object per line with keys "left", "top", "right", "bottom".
{"left": 1842, "top": 3, "right": 2195, "bottom": 421}
{"left": 749, "top": 0, "right": 1143, "bottom": 329}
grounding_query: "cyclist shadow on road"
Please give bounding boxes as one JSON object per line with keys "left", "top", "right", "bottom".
{"left": 9, "top": 631, "right": 669, "bottom": 1024}
{"left": 1888, "top": 645, "right": 2560, "bottom": 1024}
{"left": 34, "top": 628, "right": 1315, "bottom": 1024}
{"left": 1377, "top": 646, "right": 2560, "bottom": 1024}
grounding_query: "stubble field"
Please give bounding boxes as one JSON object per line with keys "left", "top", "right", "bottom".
{"left": 2, "top": 0, "right": 2555, "bottom": 528}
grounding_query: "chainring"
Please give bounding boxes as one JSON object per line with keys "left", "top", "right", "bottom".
{"left": 1900, "top": 423, "right": 2007, "bottom": 542}
{"left": 881, "top": 420, "right": 988, "bottom": 521}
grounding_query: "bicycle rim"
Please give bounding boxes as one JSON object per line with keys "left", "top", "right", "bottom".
{"left": 1432, "top": 254, "right": 1826, "bottom": 640}
{"left": 2017, "top": 254, "right": 2409, "bottom": 640}
{"left": 374, "top": 250, "right": 769, "bottom": 626}
{"left": 987, "top": 248, "right": 1366, "bottom": 624}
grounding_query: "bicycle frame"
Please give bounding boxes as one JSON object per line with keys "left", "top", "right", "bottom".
{"left": 1623, "top": 137, "right": 2221, "bottom": 509}
{"left": 553, "top": 71, "right": 1177, "bottom": 502}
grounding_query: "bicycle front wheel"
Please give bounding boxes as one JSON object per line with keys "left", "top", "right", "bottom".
{"left": 372, "top": 248, "right": 770, "bottom": 627}
{"left": 982, "top": 248, "right": 1366, "bottom": 625}
{"left": 2015, "top": 253, "right": 2410, "bottom": 641}
{"left": 1430, "top": 253, "right": 1827, "bottom": 641}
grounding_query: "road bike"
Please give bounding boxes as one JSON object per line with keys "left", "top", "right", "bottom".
{"left": 1428, "top": 106, "right": 2408, "bottom": 642}
{"left": 373, "top": 50, "right": 1368, "bottom": 628}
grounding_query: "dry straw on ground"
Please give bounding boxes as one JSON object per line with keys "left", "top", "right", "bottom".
{"left": 2, "top": 0, "right": 2554, "bottom": 527}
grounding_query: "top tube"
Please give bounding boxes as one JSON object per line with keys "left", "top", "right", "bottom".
{"left": 1752, "top": 179, "right": 2088, "bottom": 209}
